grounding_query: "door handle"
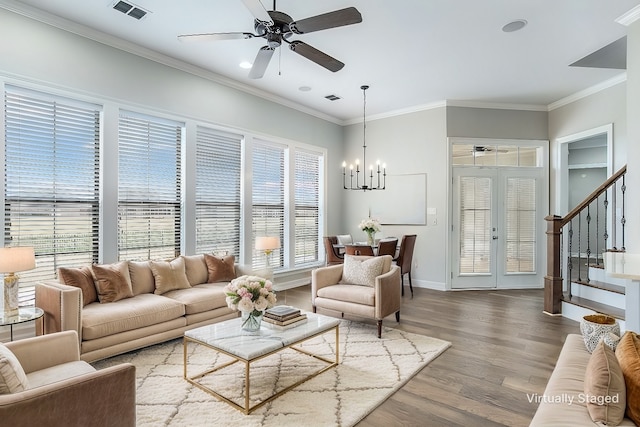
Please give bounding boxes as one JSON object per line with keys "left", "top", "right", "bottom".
{"left": 492, "top": 236, "right": 498, "bottom": 240}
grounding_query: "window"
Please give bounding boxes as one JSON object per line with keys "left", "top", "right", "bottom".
{"left": 195, "top": 127, "right": 242, "bottom": 256}
{"left": 294, "top": 149, "right": 321, "bottom": 266}
{"left": 252, "top": 141, "right": 285, "bottom": 269}
{"left": 118, "top": 111, "right": 183, "bottom": 260}
{"left": 3, "top": 86, "right": 100, "bottom": 302}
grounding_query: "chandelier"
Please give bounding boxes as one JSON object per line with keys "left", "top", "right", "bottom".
{"left": 342, "top": 85, "right": 386, "bottom": 191}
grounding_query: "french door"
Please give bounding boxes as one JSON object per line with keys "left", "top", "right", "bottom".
{"left": 451, "top": 167, "right": 545, "bottom": 289}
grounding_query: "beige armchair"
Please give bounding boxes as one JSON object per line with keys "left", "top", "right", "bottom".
{"left": 0, "top": 330, "right": 136, "bottom": 427}
{"left": 311, "top": 254, "right": 401, "bottom": 338}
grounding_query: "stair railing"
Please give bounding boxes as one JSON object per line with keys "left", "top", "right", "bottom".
{"left": 544, "top": 165, "right": 627, "bottom": 314}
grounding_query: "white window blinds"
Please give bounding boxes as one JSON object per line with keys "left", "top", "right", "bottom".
{"left": 506, "top": 177, "right": 536, "bottom": 273}
{"left": 294, "top": 149, "right": 320, "bottom": 266}
{"left": 118, "top": 111, "right": 183, "bottom": 260}
{"left": 4, "top": 86, "right": 100, "bottom": 303}
{"left": 252, "top": 141, "right": 285, "bottom": 269}
{"left": 459, "top": 176, "right": 491, "bottom": 274}
{"left": 195, "top": 127, "right": 242, "bottom": 256}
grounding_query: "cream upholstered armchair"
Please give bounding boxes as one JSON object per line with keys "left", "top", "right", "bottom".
{"left": 0, "top": 330, "right": 135, "bottom": 426}
{"left": 311, "top": 254, "right": 401, "bottom": 338}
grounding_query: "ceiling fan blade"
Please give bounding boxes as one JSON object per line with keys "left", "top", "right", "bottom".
{"left": 290, "top": 7, "right": 362, "bottom": 34}
{"left": 241, "top": 0, "right": 274, "bottom": 25}
{"left": 289, "top": 41, "right": 344, "bottom": 72}
{"left": 178, "top": 32, "right": 254, "bottom": 42}
{"left": 248, "top": 46, "right": 275, "bottom": 79}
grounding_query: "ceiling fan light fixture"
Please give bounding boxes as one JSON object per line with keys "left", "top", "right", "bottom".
{"left": 502, "top": 19, "right": 527, "bottom": 33}
{"left": 239, "top": 61, "right": 253, "bottom": 69}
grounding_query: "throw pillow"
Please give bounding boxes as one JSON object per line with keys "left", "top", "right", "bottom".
{"left": 92, "top": 261, "right": 133, "bottom": 303}
{"left": 616, "top": 331, "right": 640, "bottom": 425}
{"left": 58, "top": 266, "right": 98, "bottom": 306}
{"left": 0, "top": 344, "right": 29, "bottom": 394}
{"left": 584, "top": 340, "right": 626, "bottom": 425}
{"left": 128, "top": 260, "right": 155, "bottom": 295}
{"left": 149, "top": 257, "right": 191, "bottom": 295}
{"left": 182, "top": 254, "right": 208, "bottom": 286}
{"left": 203, "top": 254, "right": 236, "bottom": 283}
{"left": 342, "top": 255, "right": 385, "bottom": 287}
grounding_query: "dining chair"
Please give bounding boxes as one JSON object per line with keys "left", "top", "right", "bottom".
{"left": 336, "top": 234, "right": 353, "bottom": 245}
{"left": 323, "top": 236, "right": 344, "bottom": 265}
{"left": 394, "top": 234, "right": 417, "bottom": 297}
{"left": 344, "top": 244, "right": 375, "bottom": 256}
{"left": 377, "top": 238, "right": 398, "bottom": 257}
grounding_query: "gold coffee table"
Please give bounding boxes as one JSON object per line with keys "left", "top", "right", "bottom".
{"left": 183, "top": 312, "right": 340, "bottom": 414}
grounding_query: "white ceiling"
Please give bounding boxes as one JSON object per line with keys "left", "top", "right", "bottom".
{"left": 4, "top": 0, "right": 639, "bottom": 123}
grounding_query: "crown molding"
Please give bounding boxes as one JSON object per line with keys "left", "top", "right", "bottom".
{"left": 547, "top": 73, "right": 627, "bottom": 111}
{"left": 445, "top": 100, "right": 548, "bottom": 112}
{"left": 616, "top": 5, "right": 640, "bottom": 26}
{"left": 0, "top": 0, "right": 342, "bottom": 125}
{"left": 342, "top": 100, "right": 447, "bottom": 126}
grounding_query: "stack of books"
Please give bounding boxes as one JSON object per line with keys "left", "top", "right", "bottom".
{"left": 263, "top": 306, "right": 307, "bottom": 330}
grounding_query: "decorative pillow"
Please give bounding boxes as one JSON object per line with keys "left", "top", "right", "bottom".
{"left": 128, "top": 261, "right": 155, "bottom": 295}
{"left": 0, "top": 344, "right": 29, "bottom": 394}
{"left": 92, "top": 261, "right": 133, "bottom": 303}
{"left": 584, "top": 340, "right": 626, "bottom": 425}
{"left": 203, "top": 254, "right": 236, "bottom": 283}
{"left": 58, "top": 266, "right": 98, "bottom": 306}
{"left": 616, "top": 331, "right": 640, "bottom": 425}
{"left": 149, "top": 257, "right": 191, "bottom": 295}
{"left": 182, "top": 254, "right": 208, "bottom": 286}
{"left": 341, "top": 255, "right": 385, "bottom": 287}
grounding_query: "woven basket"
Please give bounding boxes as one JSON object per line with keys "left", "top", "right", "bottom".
{"left": 580, "top": 313, "right": 620, "bottom": 353}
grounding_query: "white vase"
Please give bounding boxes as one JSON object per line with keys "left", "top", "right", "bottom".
{"left": 580, "top": 314, "right": 620, "bottom": 352}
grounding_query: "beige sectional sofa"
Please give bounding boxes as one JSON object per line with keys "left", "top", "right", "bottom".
{"left": 530, "top": 334, "right": 635, "bottom": 426}
{"left": 35, "top": 254, "right": 245, "bottom": 362}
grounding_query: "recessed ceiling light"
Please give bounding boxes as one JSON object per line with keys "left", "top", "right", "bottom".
{"left": 298, "top": 86, "right": 312, "bottom": 92}
{"left": 502, "top": 19, "right": 527, "bottom": 33}
{"left": 239, "top": 61, "right": 252, "bottom": 69}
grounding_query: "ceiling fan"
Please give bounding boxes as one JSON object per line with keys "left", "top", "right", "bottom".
{"left": 178, "top": 0, "right": 362, "bottom": 79}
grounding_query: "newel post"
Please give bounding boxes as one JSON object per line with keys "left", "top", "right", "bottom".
{"left": 544, "top": 215, "right": 563, "bottom": 315}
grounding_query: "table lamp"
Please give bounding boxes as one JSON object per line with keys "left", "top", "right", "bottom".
{"left": 255, "top": 236, "right": 280, "bottom": 268}
{"left": 0, "top": 246, "right": 36, "bottom": 315}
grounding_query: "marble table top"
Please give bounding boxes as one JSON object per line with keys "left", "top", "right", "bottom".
{"left": 603, "top": 252, "right": 640, "bottom": 280}
{"left": 184, "top": 311, "right": 340, "bottom": 360}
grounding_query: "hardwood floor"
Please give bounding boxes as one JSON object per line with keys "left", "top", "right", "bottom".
{"left": 279, "top": 285, "right": 579, "bottom": 427}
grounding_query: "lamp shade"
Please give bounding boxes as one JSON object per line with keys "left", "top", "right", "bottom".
{"left": 0, "top": 247, "right": 36, "bottom": 273}
{"left": 255, "top": 236, "right": 280, "bottom": 251}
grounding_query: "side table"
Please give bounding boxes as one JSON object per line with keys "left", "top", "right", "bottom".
{"left": 0, "top": 306, "right": 44, "bottom": 341}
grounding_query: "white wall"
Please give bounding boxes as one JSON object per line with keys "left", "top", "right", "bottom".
{"left": 0, "top": 7, "right": 345, "bottom": 251}
{"left": 548, "top": 83, "right": 628, "bottom": 214}
{"left": 341, "top": 107, "right": 448, "bottom": 289}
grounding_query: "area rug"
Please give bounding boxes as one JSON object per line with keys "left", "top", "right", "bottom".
{"left": 92, "top": 321, "right": 451, "bottom": 426}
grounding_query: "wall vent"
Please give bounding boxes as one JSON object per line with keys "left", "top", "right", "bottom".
{"left": 113, "top": 1, "right": 148, "bottom": 20}
{"left": 325, "top": 94, "right": 341, "bottom": 101}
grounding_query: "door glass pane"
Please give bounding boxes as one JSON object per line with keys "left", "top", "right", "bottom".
{"left": 496, "top": 146, "right": 518, "bottom": 166}
{"left": 506, "top": 177, "right": 536, "bottom": 273}
{"left": 452, "top": 144, "right": 474, "bottom": 165}
{"left": 519, "top": 147, "right": 540, "bottom": 166}
{"left": 459, "top": 176, "right": 491, "bottom": 274}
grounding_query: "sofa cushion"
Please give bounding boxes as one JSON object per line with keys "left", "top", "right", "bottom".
{"left": 150, "top": 257, "right": 191, "bottom": 295}
{"left": 163, "top": 284, "right": 228, "bottom": 315}
{"left": 616, "top": 331, "right": 640, "bottom": 425}
{"left": 585, "top": 340, "right": 626, "bottom": 425}
{"left": 0, "top": 344, "right": 29, "bottom": 394}
{"left": 342, "top": 255, "right": 385, "bottom": 287}
{"left": 92, "top": 261, "right": 133, "bottom": 303}
{"left": 204, "top": 254, "right": 236, "bottom": 283}
{"left": 58, "top": 266, "right": 98, "bottom": 306}
{"left": 182, "top": 254, "right": 208, "bottom": 286}
{"left": 128, "top": 261, "right": 155, "bottom": 295}
{"left": 317, "top": 284, "right": 375, "bottom": 306}
{"left": 81, "top": 293, "right": 185, "bottom": 340}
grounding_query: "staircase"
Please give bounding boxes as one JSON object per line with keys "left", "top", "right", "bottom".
{"left": 561, "top": 263, "right": 626, "bottom": 330}
{"left": 545, "top": 165, "right": 627, "bottom": 325}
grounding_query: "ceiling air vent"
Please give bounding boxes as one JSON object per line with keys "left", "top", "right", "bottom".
{"left": 325, "top": 94, "right": 341, "bottom": 101}
{"left": 113, "top": 1, "right": 148, "bottom": 20}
